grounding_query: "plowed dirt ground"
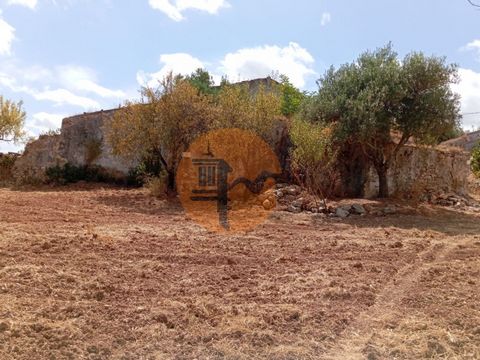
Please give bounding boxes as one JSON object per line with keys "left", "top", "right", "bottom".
{"left": 0, "top": 184, "right": 479, "bottom": 359}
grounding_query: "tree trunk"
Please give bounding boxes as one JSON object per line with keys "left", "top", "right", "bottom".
{"left": 376, "top": 165, "right": 389, "bottom": 198}
{"left": 166, "top": 169, "right": 176, "bottom": 196}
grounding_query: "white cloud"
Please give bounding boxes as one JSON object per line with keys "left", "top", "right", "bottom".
{"left": 220, "top": 42, "right": 316, "bottom": 88}
{"left": 137, "top": 53, "right": 204, "bottom": 87}
{"left": 465, "top": 39, "right": 480, "bottom": 61}
{"left": 466, "top": 39, "right": 480, "bottom": 51}
{"left": 0, "top": 16, "right": 15, "bottom": 56}
{"left": 57, "top": 65, "right": 126, "bottom": 98}
{"left": 7, "top": 0, "right": 38, "bottom": 10}
{"left": 452, "top": 68, "right": 480, "bottom": 130}
{"left": 148, "top": 0, "right": 229, "bottom": 21}
{"left": 0, "top": 70, "right": 38, "bottom": 94}
{"left": 33, "top": 88, "right": 100, "bottom": 109}
{"left": 30, "top": 112, "right": 65, "bottom": 131}
{"left": 0, "top": 61, "right": 126, "bottom": 110}
{"left": 321, "top": 12, "right": 331, "bottom": 26}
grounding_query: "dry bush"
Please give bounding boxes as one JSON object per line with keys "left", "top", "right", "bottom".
{"left": 0, "top": 154, "right": 16, "bottom": 182}
{"left": 146, "top": 174, "right": 167, "bottom": 197}
{"left": 290, "top": 118, "right": 339, "bottom": 205}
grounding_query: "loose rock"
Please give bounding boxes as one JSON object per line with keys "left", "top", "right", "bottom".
{"left": 335, "top": 207, "right": 350, "bottom": 218}
{"left": 350, "top": 204, "right": 366, "bottom": 215}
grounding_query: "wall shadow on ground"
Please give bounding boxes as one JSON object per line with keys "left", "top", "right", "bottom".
{"left": 332, "top": 207, "right": 480, "bottom": 237}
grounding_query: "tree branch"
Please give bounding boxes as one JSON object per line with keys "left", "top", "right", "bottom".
{"left": 468, "top": 0, "right": 480, "bottom": 8}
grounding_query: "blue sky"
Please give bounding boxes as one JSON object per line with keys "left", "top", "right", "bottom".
{"left": 1, "top": 0, "right": 480, "bottom": 152}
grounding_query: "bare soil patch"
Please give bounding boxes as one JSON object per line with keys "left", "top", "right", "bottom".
{"left": 0, "top": 184, "right": 479, "bottom": 359}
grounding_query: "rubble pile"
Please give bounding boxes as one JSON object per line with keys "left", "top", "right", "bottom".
{"left": 271, "top": 183, "right": 480, "bottom": 218}
{"left": 273, "top": 183, "right": 397, "bottom": 218}
{"left": 430, "top": 192, "right": 480, "bottom": 211}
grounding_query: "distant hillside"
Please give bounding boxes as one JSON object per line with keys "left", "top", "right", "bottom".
{"left": 439, "top": 130, "right": 480, "bottom": 152}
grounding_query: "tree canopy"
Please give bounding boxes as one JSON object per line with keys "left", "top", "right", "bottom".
{"left": 301, "top": 44, "right": 461, "bottom": 197}
{"left": 107, "top": 74, "right": 216, "bottom": 191}
{"left": 0, "top": 96, "right": 26, "bottom": 143}
{"left": 106, "top": 72, "right": 283, "bottom": 193}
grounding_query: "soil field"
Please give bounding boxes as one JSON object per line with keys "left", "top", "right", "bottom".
{"left": 0, "top": 184, "right": 479, "bottom": 359}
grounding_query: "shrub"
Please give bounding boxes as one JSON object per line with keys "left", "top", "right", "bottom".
{"left": 126, "top": 154, "right": 164, "bottom": 187}
{"left": 290, "top": 118, "right": 339, "bottom": 202}
{"left": 0, "top": 154, "right": 17, "bottom": 183}
{"left": 45, "top": 163, "right": 115, "bottom": 185}
{"left": 472, "top": 143, "right": 480, "bottom": 178}
{"left": 146, "top": 172, "right": 167, "bottom": 197}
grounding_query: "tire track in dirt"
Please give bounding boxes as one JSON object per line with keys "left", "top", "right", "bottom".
{"left": 322, "top": 234, "right": 474, "bottom": 360}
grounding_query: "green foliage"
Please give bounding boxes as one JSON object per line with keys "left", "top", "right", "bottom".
{"left": 126, "top": 154, "right": 164, "bottom": 187}
{"left": 472, "top": 143, "right": 480, "bottom": 178}
{"left": 107, "top": 73, "right": 282, "bottom": 192}
{"left": 185, "top": 68, "right": 218, "bottom": 95}
{"left": 214, "top": 83, "right": 282, "bottom": 143}
{"left": 438, "top": 125, "right": 464, "bottom": 143}
{"left": 279, "top": 75, "right": 306, "bottom": 117}
{"left": 302, "top": 43, "right": 461, "bottom": 197}
{"left": 45, "top": 163, "right": 115, "bottom": 185}
{"left": 0, "top": 96, "right": 26, "bottom": 143}
{"left": 291, "top": 118, "right": 335, "bottom": 167}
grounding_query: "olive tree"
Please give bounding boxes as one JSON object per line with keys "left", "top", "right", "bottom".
{"left": 304, "top": 44, "right": 461, "bottom": 197}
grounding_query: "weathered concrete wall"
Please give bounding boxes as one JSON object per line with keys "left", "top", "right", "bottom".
{"left": 14, "top": 109, "right": 133, "bottom": 182}
{"left": 363, "top": 146, "right": 470, "bottom": 198}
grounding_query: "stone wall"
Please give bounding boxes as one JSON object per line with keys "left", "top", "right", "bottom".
{"left": 14, "top": 109, "right": 132, "bottom": 182}
{"left": 59, "top": 109, "right": 131, "bottom": 175}
{"left": 363, "top": 145, "right": 470, "bottom": 198}
{"left": 13, "top": 134, "right": 63, "bottom": 182}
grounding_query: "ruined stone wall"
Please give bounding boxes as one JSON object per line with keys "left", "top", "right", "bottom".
{"left": 363, "top": 146, "right": 470, "bottom": 198}
{"left": 59, "top": 110, "right": 132, "bottom": 175}
{"left": 13, "top": 134, "right": 63, "bottom": 182}
{"left": 14, "top": 109, "right": 133, "bottom": 182}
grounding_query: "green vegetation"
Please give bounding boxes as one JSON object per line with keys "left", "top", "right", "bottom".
{"left": 290, "top": 119, "right": 338, "bottom": 200}
{"left": 278, "top": 75, "right": 306, "bottom": 117}
{"left": 106, "top": 48, "right": 462, "bottom": 199}
{"left": 301, "top": 44, "right": 461, "bottom": 197}
{"left": 45, "top": 163, "right": 116, "bottom": 185}
{"left": 107, "top": 71, "right": 283, "bottom": 194}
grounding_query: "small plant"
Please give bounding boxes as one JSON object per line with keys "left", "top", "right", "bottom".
{"left": 126, "top": 154, "right": 164, "bottom": 187}
{"left": 471, "top": 143, "right": 480, "bottom": 178}
{"left": 146, "top": 171, "right": 168, "bottom": 197}
{"left": 40, "top": 129, "right": 61, "bottom": 137}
